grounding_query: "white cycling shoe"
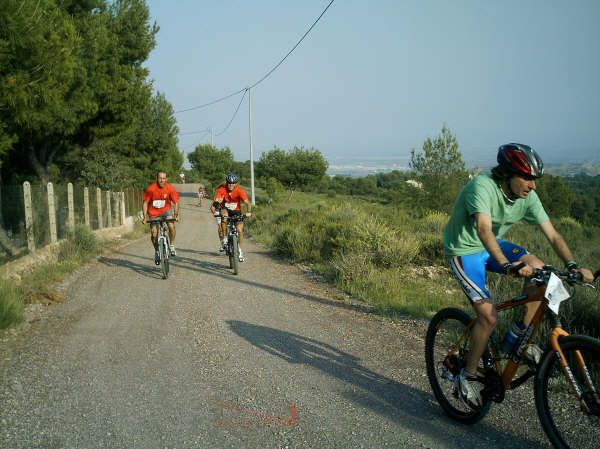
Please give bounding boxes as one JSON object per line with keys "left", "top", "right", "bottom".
{"left": 455, "top": 368, "right": 482, "bottom": 410}
{"left": 170, "top": 245, "right": 176, "bottom": 257}
{"left": 238, "top": 249, "right": 245, "bottom": 262}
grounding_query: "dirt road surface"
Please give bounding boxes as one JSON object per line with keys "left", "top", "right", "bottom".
{"left": 1, "top": 196, "right": 555, "bottom": 448}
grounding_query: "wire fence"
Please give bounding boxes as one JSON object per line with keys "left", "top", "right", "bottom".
{"left": 0, "top": 182, "right": 143, "bottom": 262}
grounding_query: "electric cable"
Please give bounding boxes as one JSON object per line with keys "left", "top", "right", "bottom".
{"left": 175, "top": 88, "right": 246, "bottom": 114}
{"left": 215, "top": 89, "right": 248, "bottom": 137}
{"left": 180, "top": 129, "right": 211, "bottom": 136}
{"left": 174, "top": 0, "right": 334, "bottom": 114}
{"left": 249, "top": 0, "right": 334, "bottom": 90}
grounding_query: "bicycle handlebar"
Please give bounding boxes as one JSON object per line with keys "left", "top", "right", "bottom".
{"left": 147, "top": 217, "right": 177, "bottom": 224}
{"left": 530, "top": 265, "right": 597, "bottom": 288}
{"left": 223, "top": 214, "right": 246, "bottom": 223}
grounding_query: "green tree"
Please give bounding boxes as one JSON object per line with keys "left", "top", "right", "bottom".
{"left": 187, "top": 144, "right": 233, "bottom": 186}
{"left": 257, "top": 146, "right": 328, "bottom": 190}
{"left": 535, "top": 174, "right": 576, "bottom": 218}
{"left": 0, "top": 0, "right": 162, "bottom": 186}
{"left": 409, "top": 125, "right": 471, "bottom": 212}
{"left": 0, "top": 0, "right": 93, "bottom": 183}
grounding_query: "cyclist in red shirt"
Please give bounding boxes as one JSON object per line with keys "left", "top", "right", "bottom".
{"left": 197, "top": 186, "right": 205, "bottom": 206}
{"left": 211, "top": 173, "right": 252, "bottom": 261}
{"left": 142, "top": 171, "right": 180, "bottom": 265}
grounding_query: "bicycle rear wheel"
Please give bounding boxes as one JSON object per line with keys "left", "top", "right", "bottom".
{"left": 232, "top": 234, "right": 239, "bottom": 275}
{"left": 425, "top": 307, "right": 492, "bottom": 424}
{"left": 534, "top": 335, "right": 600, "bottom": 449}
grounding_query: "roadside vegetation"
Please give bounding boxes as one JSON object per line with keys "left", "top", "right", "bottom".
{"left": 245, "top": 126, "right": 600, "bottom": 342}
{"left": 0, "top": 226, "right": 107, "bottom": 330}
{"left": 248, "top": 191, "right": 600, "bottom": 340}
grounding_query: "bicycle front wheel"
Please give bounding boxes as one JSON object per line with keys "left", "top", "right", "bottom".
{"left": 160, "top": 240, "right": 169, "bottom": 279}
{"left": 227, "top": 237, "right": 234, "bottom": 269}
{"left": 232, "top": 234, "right": 239, "bottom": 275}
{"left": 534, "top": 335, "right": 600, "bottom": 449}
{"left": 425, "top": 308, "right": 492, "bottom": 424}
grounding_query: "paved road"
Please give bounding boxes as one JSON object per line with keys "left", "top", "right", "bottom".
{"left": 1, "top": 196, "right": 553, "bottom": 448}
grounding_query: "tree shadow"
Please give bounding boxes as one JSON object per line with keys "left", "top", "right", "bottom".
{"left": 227, "top": 321, "right": 548, "bottom": 449}
{"left": 109, "top": 251, "right": 359, "bottom": 309}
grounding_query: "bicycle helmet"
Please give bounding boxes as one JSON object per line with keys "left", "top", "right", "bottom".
{"left": 226, "top": 173, "right": 238, "bottom": 184}
{"left": 497, "top": 143, "right": 544, "bottom": 178}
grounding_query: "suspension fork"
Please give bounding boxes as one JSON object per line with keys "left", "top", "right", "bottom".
{"left": 550, "top": 327, "right": 599, "bottom": 413}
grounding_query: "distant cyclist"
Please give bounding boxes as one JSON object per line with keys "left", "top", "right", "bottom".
{"left": 198, "top": 185, "right": 205, "bottom": 206}
{"left": 443, "top": 143, "right": 593, "bottom": 410}
{"left": 142, "top": 171, "right": 180, "bottom": 264}
{"left": 211, "top": 173, "right": 252, "bottom": 261}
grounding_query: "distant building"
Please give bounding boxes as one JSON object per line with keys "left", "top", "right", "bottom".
{"left": 406, "top": 179, "right": 423, "bottom": 189}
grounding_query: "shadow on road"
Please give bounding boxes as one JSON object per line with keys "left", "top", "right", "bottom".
{"left": 105, "top": 251, "right": 358, "bottom": 311}
{"left": 227, "top": 320, "right": 548, "bottom": 449}
{"left": 97, "top": 256, "right": 161, "bottom": 279}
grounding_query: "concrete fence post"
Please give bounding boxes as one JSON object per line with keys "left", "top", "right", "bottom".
{"left": 106, "top": 190, "right": 112, "bottom": 227}
{"left": 23, "top": 181, "right": 35, "bottom": 252}
{"left": 120, "top": 192, "right": 126, "bottom": 225}
{"left": 67, "top": 183, "right": 75, "bottom": 231}
{"left": 47, "top": 182, "right": 57, "bottom": 243}
{"left": 96, "top": 188, "right": 103, "bottom": 229}
{"left": 84, "top": 187, "right": 90, "bottom": 228}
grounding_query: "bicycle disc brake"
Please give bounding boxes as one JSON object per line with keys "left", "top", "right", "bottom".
{"left": 481, "top": 369, "right": 505, "bottom": 403}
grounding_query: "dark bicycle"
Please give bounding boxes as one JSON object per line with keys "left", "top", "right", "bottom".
{"left": 425, "top": 265, "right": 600, "bottom": 449}
{"left": 223, "top": 214, "right": 245, "bottom": 275}
{"left": 148, "top": 217, "right": 176, "bottom": 279}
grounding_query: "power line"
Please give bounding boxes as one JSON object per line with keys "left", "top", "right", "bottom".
{"left": 216, "top": 89, "right": 247, "bottom": 137}
{"left": 175, "top": 88, "right": 246, "bottom": 114}
{"left": 179, "top": 129, "right": 211, "bottom": 136}
{"left": 174, "top": 0, "right": 334, "bottom": 114}
{"left": 249, "top": 0, "right": 334, "bottom": 90}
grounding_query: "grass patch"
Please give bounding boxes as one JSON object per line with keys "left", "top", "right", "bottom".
{"left": 1, "top": 225, "right": 104, "bottom": 330}
{"left": 0, "top": 279, "right": 24, "bottom": 329}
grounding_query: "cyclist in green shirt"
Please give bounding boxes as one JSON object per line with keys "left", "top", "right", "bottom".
{"left": 444, "top": 143, "right": 594, "bottom": 410}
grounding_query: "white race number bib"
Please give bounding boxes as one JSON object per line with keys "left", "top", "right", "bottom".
{"left": 152, "top": 200, "right": 166, "bottom": 208}
{"left": 225, "top": 202, "right": 237, "bottom": 211}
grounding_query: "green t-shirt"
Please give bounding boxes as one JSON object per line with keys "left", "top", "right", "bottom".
{"left": 443, "top": 174, "right": 549, "bottom": 256}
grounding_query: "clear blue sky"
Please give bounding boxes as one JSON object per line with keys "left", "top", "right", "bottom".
{"left": 145, "top": 0, "right": 600, "bottom": 168}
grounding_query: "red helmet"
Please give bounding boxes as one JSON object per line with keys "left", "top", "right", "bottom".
{"left": 497, "top": 143, "right": 544, "bottom": 178}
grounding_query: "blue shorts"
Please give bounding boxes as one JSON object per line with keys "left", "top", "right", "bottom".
{"left": 447, "top": 239, "right": 528, "bottom": 303}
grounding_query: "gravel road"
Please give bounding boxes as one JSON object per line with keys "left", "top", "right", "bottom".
{"left": 1, "top": 195, "right": 556, "bottom": 448}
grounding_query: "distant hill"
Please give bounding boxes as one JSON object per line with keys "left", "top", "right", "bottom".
{"left": 326, "top": 160, "right": 600, "bottom": 178}
{"left": 544, "top": 162, "right": 600, "bottom": 177}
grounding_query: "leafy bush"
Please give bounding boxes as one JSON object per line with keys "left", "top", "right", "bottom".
{"left": 58, "top": 225, "right": 100, "bottom": 262}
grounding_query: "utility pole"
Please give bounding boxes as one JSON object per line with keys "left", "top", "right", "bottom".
{"left": 248, "top": 87, "right": 255, "bottom": 205}
{"left": 210, "top": 127, "right": 214, "bottom": 147}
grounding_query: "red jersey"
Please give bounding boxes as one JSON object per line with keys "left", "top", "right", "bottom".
{"left": 214, "top": 184, "right": 248, "bottom": 212}
{"left": 143, "top": 182, "right": 180, "bottom": 218}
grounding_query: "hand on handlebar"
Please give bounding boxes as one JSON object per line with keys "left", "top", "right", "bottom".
{"left": 505, "top": 261, "right": 533, "bottom": 278}
{"left": 573, "top": 267, "right": 594, "bottom": 283}
{"left": 245, "top": 212, "right": 252, "bottom": 218}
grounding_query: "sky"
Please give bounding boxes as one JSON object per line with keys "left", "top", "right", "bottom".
{"left": 144, "top": 0, "right": 600, "bottom": 169}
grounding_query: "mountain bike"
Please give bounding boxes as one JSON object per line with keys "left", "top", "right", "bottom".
{"left": 224, "top": 214, "right": 244, "bottom": 275}
{"left": 148, "top": 217, "right": 176, "bottom": 279}
{"left": 425, "top": 265, "right": 600, "bottom": 449}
